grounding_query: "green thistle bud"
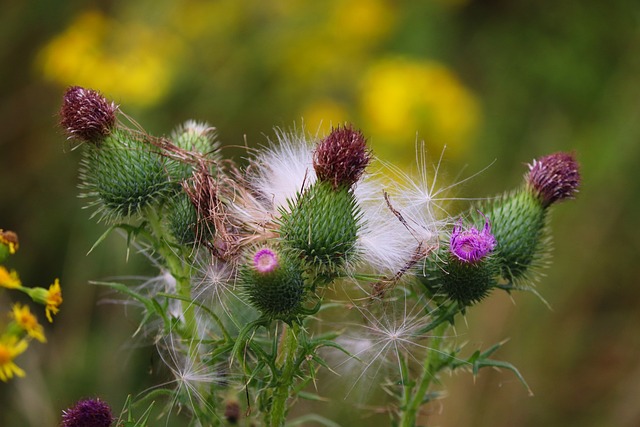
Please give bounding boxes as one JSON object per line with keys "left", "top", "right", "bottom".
{"left": 167, "top": 190, "right": 200, "bottom": 246}
{"left": 279, "top": 181, "right": 360, "bottom": 274}
{"left": 430, "top": 254, "right": 500, "bottom": 307}
{"left": 79, "top": 128, "right": 174, "bottom": 221}
{"left": 168, "top": 121, "right": 220, "bottom": 183}
{"left": 482, "top": 190, "right": 548, "bottom": 282}
{"left": 420, "top": 216, "right": 499, "bottom": 306}
{"left": 478, "top": 152, "right": 579, "bottom": 283}
{"left": 240, "top": 248, "right": 306, "bottom": 322}
{"left": 171, "top": 120, "right": 219, "bottom": 156}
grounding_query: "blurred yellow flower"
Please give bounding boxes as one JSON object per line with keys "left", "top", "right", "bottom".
{"left": 37, "top": 10, "right": 182, "bottom": 107}
{"left": 11, "top": 304, "right": 46, "bottom": 343}
{"left": 44, "top": 279, "right": 63, "bottom": 323}
{"left": 25, "top": 279, "right": 63, "bottom": 323}
{"left": 0, "top": 266, "right": 21, "bottom": 289}
{"left": 0, "top": 336, "right": 28, "bottom": 382}
{"left": 360, "top": 57, "right": 480, "bottom": 163}
{"left": 301, "top": 99, "right": 350, "bottom": 136}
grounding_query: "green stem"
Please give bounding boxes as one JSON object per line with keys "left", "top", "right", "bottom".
{"left": 399, "top": 322, "right": 449, "bottom": 427}
{"left": 270, "top": 323, "right": 299, "bottom": 427}
{"left": 145, "top": 207, "right": 197, "bottom": 335}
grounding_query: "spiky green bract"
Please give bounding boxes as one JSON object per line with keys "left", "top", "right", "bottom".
{"left": 167, "top": 191, "right": 201, "bottom": 246}
{"left": 480, "top": 189, "right": 549, "bottom": 283}
{"left": 420, "top": 246, "right": 500, "bottom": 307}
{"left": 79, "top": 128, "right": 174, "bottom": 221}
{"left": 239, "top": 249, "right": 306, "bottom": 322}
{"left": 279, "top": 180, "right": 360, "bottom": 275}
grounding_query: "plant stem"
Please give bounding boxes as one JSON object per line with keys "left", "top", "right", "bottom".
{"left": 270, "top": 323, "right": 299, "bottom": 426}
{"left": 145, "top": 208, "right": 197, "bottom": 332}
{"left": 399, "top": 322, "right": 449, "bottom": 427}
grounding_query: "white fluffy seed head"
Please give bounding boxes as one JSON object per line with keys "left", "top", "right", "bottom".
{"left": 353, "top": 153, "right": 445, "bottom": 275}
{"left": 246, "top": 128, "right": 317, "bottom": 220}
{"left": 327, "top": 288, "right": 447, "bottom": 400}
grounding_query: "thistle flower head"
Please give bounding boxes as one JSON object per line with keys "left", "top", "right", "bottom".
{"left": 61, "top": 398, "right": 113, "bottom": 427}
{"left": 60, "top": 86, "right": 118, "bottom": 143}
{"left": 449, "top": 214, "right": 496, "bottom": 264}
{"left": 526, "top": 152, "right": 580, "bottom": 208}
{"left": 253, "top": 248, "right": 279, "bottom": 274}
{"left": 313, "top": 124, "right": 370, "bottom": 189}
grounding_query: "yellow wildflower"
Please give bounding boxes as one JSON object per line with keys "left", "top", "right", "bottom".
{"left": 0, "top": 266, "right": 21, "bottom": 289}
{"left": 45, "top": 279, "right": 63, "bottom": 323}
{"left": 37, "top": 10, "right": 181, "bottom": 107}
{"left": 0, "top": 336, "right": 28, "bottom": 382}
{"left": 11, "top": 304, "right": 46, "bottom": 343}
{"left": 360, "top": 57, "right": 480, "bottom": 163}
{"left": 25, "top": 279, "right": 63, "bottom": 323}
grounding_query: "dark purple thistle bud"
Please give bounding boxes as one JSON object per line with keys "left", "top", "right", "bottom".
{"left": 313, "top": 124, "right": 371, "bottom": 189}
{"left": 61, "top": 398, "right": 113, "bottom": 427}
{"left": 526, "top": 152, "right": 580, "bottom": 208}
{"left": 60, "top": 86, "right": 118, "bottom": 143}
{"left": 253, "top": 248, "right": 279, "bottom": 274}
{"left": 450, "top": 215, "right": 496, "bottom": 264}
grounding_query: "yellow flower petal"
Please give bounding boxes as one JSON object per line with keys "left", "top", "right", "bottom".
{"left": 45, "top": 279, "right": 63, "bottom": 323}
{"left": 11, "top": 303, "right": 47, "bottom": 343}
{"left": 0, "top": 266, "right": 21, "bottom": 289}
{"left": 0, "top": 337, "right": 28, "bottom": 382}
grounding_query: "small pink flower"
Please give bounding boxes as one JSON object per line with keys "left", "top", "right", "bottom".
{"left": 253, "top": 248, "right": 279, "bottom": 274}
{"left": 450, "top": 214, "right": 496, "bottom": 263}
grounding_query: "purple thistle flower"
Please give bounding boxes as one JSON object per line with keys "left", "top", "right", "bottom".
{"left": 60, "top": 86, "right": 118, "bottom": 143}
{"left": 61, "top": 398, "right": 113, "bottom": 427}
{"left": 313, "top": 124, "right": 371, "bottom": 189}
{"left": 526, "top": 152, "right": 580, "bottom": 208}
{"left": 253, "top": 248, "right": 279, "bottom": 274}
{"left": 450, "top": 215, "right": 496, "bottom": 264}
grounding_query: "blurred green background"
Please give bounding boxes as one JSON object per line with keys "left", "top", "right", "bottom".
{"left": 1, "top": 0, "right": 639, "bottom": 425}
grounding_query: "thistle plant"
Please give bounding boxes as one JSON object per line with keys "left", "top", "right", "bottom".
{"left": 57, "top": 86, "right": 580, "bottom": 426}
